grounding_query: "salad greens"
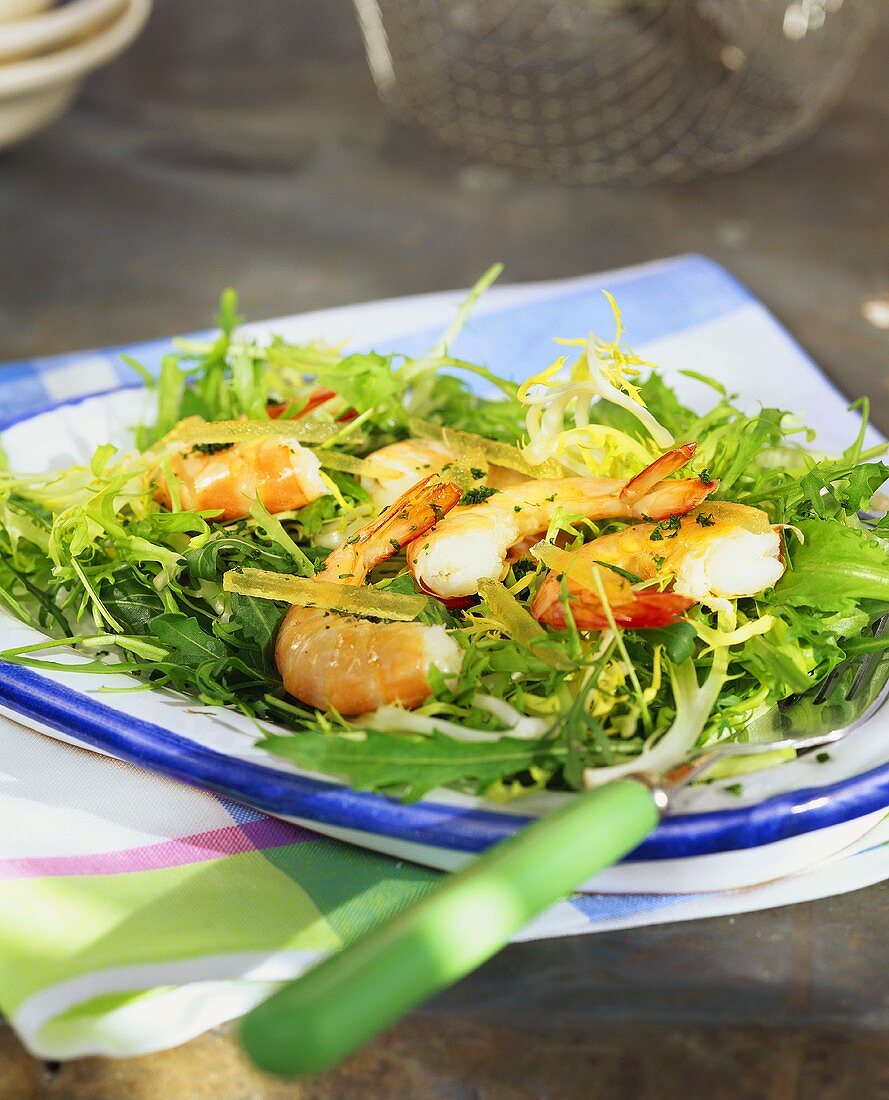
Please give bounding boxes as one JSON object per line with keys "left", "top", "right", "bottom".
{"left": 0, "top": 272, "right": 886, "bottom": 803}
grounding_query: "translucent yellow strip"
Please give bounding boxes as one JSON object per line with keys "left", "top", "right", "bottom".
{"left": 477, "top": 579, "right": 546, "bottom": 647}
{"left": 311, "top": 451, "right": 400, "bottom": 479}
{"left": 407, "top": 418, "right": 564, "bottom": 478}
{"left": 531, "top": 541, "right": 601, "bottom": 591}
{"left": 168, "top": 418, "right": 341, "bottom": 447}
{"left": 443, "top": 455, "right": 487, "bottom": 493}
{"left": 223, "top": 567, "right": 428, "bottom": 621}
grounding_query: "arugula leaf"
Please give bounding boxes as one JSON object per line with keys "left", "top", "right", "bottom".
{"left": 637, "top": 621, "right": 697, "bottom": 664}
{"left": 259, "top": 728, "right": 565, "bottom": 802}
{"left": 150, "top": 612, "right": 228, "bottom": 666}
{"left": 101, "top": 578, "right": 165, "bottom": 635}
{"left": 183, "top": 535, "right": 294, "bottom": 582}
{"left": 228, "top": 592, "right": 283, "bottom": 669}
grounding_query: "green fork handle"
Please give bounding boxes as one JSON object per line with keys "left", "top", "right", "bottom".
{"left": 240, "top": 777, "right": 662, "bottom": 1077}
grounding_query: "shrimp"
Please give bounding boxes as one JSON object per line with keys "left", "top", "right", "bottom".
{"left": 407, "top": 444, "right": 717, "bottom": 600}
{"left": 154, "top": 438, "right": 329, "bottom": 522}
{"left": 360, "top": 439, "right": 526, "bottom": 510}
{"left": 275, "top": 474, "right": 464, "bottom": 715}
{"left": 531, "top": 501, "right": 785, "bottom": 631}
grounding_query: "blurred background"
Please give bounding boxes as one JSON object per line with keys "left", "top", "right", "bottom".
{"left": 0, "top": 0, "right": 887, "bottom": 432}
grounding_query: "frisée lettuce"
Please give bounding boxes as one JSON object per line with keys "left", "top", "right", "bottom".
{"left": 0, "top": 273, "right": 886, "bottom": 803}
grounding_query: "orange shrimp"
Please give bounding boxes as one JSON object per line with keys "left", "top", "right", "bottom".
{"left": 408, "top": 444, "right": 717, "bottom": 600}
{"left": 361, "top": 438, "right": 525, "bottom": 510}
{"left": 531, "top": 501, "right": 784, "bottom": 631}
{"left": 154, "top": 438, "right": 329, "bottom": 522}
{"left": 275, "top": 474, "right": 463, "bottom": 715}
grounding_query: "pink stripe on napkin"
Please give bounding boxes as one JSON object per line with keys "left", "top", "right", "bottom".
{"left": 0, "top": 818, "right": 310, "bottom": 880}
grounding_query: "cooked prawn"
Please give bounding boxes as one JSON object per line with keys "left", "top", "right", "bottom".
{"left": 360, "top": 439, "right": 525, "bottom": 510}
{"left": 275, "top": 473, "right": 464, "bottom": 715}
{"left": 154, "top": 438, "right": 329, "bottom": 522}
{"left": 531, "top": 501, "right": 785, "bottom": 630}
{"left": 408, "top": 443, "right": 717, "bottom": 600}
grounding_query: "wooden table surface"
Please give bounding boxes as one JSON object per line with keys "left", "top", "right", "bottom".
{"left": 0, "top": 2, "right": 887, "bottom": 1097}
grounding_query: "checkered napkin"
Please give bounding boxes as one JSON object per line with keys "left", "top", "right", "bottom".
{"left": 3, "top": 715, "right": 888, "bottom": 1060}
{"left": 1, "top": 270, "right": 887, "bottom": 1060}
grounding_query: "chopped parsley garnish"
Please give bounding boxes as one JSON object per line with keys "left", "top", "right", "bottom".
{"left": 510, "top": 558, "right": 537, "bottom": 583}
{"left": 649, "top": 515, "right": 682, "bottom": 542}
{"left": 460, "top": 486, "right": 500, "bottom": 506}
{"left": 189, "top": 442, "right": 234, "bottom": 456}
{"left": 696, "top": 513, "right": 715, "bottom": 527}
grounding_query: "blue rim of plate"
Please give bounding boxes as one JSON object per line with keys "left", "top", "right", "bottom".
{"left": 1, "top": 657, "right": 889, "bottom": 860}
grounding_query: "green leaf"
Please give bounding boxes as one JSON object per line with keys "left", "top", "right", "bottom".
{"left": 156, "top": 355, "right": 187, "bottom": 435}
{"left": 798, "top": 465, "right": 827, "bottom": 518}
{"left": 119, "top": 354, "right": 155, "bottom": 389}
{"left": 314, "top": 352, "right": 404, "bottom": 424}
{"left": 214, "top": 287, "right": 243, "bottom": 337}
{"left": 101, "top": 578, "right": 165, "bottom": 635}
{"left": 715, "top": 408, "right": 785, "bottom": 493}
{"left": 150, "top": 612, "right": 228, "bottom": 665}
{"left": 183, "top": 535, "right": 293, "bottom": 583}
{"left": 677, "top": 369, "right": 728, "bottom": 398}
{"left": 291, "top": 497, "right": 339, "bottom": 541}
{"left": 770, "top": 520, "right": 889, "bottom": 612}
{"left": 229, "top": 592, "right": 283, "bottom": 665}
{"left": 638, "top": 621, "right": 697, "bottom": 664}
{"left": 248, "top": 498, "right": 314, "bottom": 574}
{"left": 842, "top": 461, "right": 889, "bottom": 512}
{"left": 259, "top": 728, "right": 565, "bottom": 802}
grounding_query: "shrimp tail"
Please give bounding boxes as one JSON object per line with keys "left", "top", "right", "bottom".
{"left": 620, "top": 443, "right": 697, "bottom": 502}
{"left": 621, "top": 443, "right": 719, "bottom": 521}
{"left": 533, "top": 586, "right": 694, "bottom": 631}
{"left": 360, "top": 474, "right": 462, "bottom": 566}
{"left": 329, "top": 473, "right": 462, "bottom": 581}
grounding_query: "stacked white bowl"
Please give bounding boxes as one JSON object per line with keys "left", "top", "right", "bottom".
{"left": 0, "top": 0, "right": 151, "bottom": 150}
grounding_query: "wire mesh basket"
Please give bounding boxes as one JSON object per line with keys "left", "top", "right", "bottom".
{"left": 353, "top": 0, "right": 878, "bottom": 183}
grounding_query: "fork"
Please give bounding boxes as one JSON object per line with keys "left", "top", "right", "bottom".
{"left": 240, "top": 615, "right": 889, "bottom": 1077}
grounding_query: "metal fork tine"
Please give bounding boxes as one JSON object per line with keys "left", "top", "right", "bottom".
{"left": 845, "top": 613, "right": 889, "bottom": 702}
{"left": 666, "top": 608, "right": 889, "bottom": 790}
{"left": 813, "top": 666, "right": 841, "bottom": 706}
